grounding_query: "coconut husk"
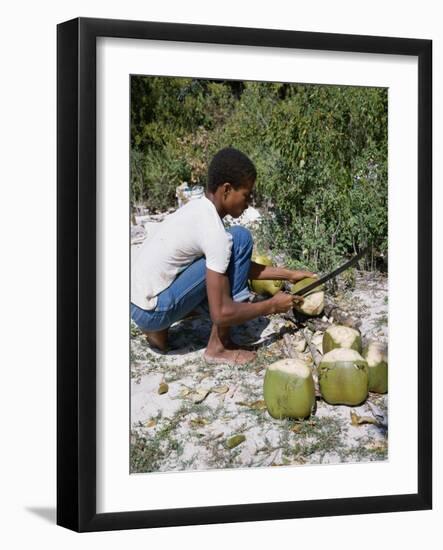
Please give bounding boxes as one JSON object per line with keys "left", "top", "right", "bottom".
{"left": 263, "top": 358, "right": 316, "bottom": 419}
{"left": 318, "top": 348, "right": 369, "bottom": 406}
{"left": 291, "top": 278, "right": 325, "bottom": 317}
{"left": 322, "top": 325, "right": 362, "bottom": 354}
{"left": 306, "top": 319, "right": 331, "bottom": 333}
{"left": 282, "top": 333, "right": 306, "bottom": 362}
{"left": 363, "top": 341, "right": 388, "bottom": 394}
{"left": 323, "top": 297, "right": 361, "bottom": 329}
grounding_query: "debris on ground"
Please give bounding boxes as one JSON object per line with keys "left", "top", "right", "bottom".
{"left": 130, "top": 212, "right": 388, "bottom": 473}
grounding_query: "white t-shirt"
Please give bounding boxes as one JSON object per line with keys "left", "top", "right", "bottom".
{"left": 131, "top": 196, "right": 233, "bottom": 310}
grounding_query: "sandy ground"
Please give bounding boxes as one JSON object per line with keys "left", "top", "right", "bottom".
{"left": 130, "top": 209, "right": 388, "bottom": 473}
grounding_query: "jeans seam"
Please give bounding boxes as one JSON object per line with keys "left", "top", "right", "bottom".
{"left": 174, "top": 272, "right": 206, "bottom": 305}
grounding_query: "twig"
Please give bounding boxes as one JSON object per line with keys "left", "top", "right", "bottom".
{"left": 303, "top": 329, "right": 322, "bottom": 368}
{"left": 282, "top": 333, "right": 297, "bottom": 359}
{"left": 281, "top": 333, "right": 308, "bottom": 364}
{"left": 302, "top": 329, "right": 322, "bottom": 401}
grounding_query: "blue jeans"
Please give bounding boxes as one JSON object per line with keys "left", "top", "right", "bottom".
{"left": 131, "top": 226, "right": 253, "bottom": 332}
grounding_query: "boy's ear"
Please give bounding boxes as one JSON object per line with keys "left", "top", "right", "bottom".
{"left": 222, "top": 183, "right": 231, "bottom": 199}
{"left": 222, "top": 182, "right": 232, "bottom": 197}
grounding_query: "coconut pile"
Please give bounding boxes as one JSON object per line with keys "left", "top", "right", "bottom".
{"left": 253, "top": 257, "right": 388, "bottom": 416}
{"left": 130, "top": 216, "right": 388, "bottom": 473}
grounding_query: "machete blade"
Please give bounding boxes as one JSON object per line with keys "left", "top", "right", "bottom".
{"left": 290, "top": 247, "right": 370, "bottom": 297}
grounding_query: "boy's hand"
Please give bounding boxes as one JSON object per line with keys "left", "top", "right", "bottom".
{"left": 287, "top": 270, "right": 317, "bottom": 284}
{"left": 270, "top": 291, "right": 304, "bottom": 314}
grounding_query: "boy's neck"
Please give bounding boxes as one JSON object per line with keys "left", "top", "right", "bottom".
{"left": 205, "top": 191, "right": 226, "bottom": 219}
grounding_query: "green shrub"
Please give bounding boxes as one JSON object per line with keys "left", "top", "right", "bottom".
{"left": 130, "top": 77, "right": 387, "bottom": 270}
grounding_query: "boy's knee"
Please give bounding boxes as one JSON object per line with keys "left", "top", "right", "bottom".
{"left": 228, "top": 226, "right": 253, "bottom": 250}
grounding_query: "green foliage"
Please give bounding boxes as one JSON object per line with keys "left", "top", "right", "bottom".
{"left": 131, "top": 77, "right": 238, "bottom": 210}
{"left": 131, "top": 145, "right": 189, "bottom": 210}
{"left": 131, "top": 76, "right": 387, "bottom": 270}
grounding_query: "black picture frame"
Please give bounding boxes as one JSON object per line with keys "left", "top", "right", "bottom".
{"left": 57, "top": 17, "right": 432, "bottom": 532}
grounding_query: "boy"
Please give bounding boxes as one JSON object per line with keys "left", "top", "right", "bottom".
{"left": 131, "top": 147, "right": 314, "bottom": 365}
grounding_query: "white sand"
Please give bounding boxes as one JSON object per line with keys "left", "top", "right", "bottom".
{"left": 129, "top": 212, "right": 388, "bottom": 473}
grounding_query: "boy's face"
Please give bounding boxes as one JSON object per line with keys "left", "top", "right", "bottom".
{"left": 222, "top": 179, "right": 255, "bottom": 218}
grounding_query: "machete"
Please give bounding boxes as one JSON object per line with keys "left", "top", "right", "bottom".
{"left": 289, "top": 247, "right": 370, "bottom": 297}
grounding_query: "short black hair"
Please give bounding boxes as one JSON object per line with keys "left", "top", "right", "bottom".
{"left": 207, "top": 147, "right": 256, "bottom": 192}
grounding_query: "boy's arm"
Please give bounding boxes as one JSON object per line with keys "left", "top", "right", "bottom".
{"left": 206, "top": 268, "right": 298, "bottom": 327}
{"left": 248, "top": 261, "right": 316, "bottom": 283}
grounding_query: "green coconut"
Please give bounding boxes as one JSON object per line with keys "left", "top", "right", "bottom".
{"left": 290, "top": 277, "right": 324, "bottom": 316}
{"left": 362, "top": 341, "right": 388, "bottom": 394}
{"left": 252, "top": 254, "right": 273, "bottom": 267}
{"left": 322, "top": 325, "right": 362, "bottom": 354}
{"left": 263, "top": 358, "right": 315, "bottom": 419}
{"left": 318, "top": 348, "right": 369, "bottom": 406}
{"left": 250, "top": 254, "right": 283, "bottom": 296}
{"left": 251, "top": 279, "right": 283, "bottom": 296}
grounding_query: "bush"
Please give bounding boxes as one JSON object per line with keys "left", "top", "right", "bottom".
{"left": 131, "top": 77, "right": 387, "bottom": 270}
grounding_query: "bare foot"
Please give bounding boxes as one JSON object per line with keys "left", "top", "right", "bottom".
{"left": 204, "top": 347, "right": 256, "bottom": 366}
{"left": 204, "top": 324, "right": 256, "bottom": 365}
{"left": 142, "top": 329, "right": 168, "bottom": 352}
{"left": 217, "top": 326, "right": 255, "bottom": 352}
{"left": 222, "top": 339, "right": 256, "bottom": 352}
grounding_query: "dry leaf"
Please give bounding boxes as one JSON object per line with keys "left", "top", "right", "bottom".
{"left": 145, "top": 420, "right": 157, "bottom": 428}
{"left": 236, "top": 400, "right": 267, "bottom": 410}
{"left": 350, "top": 410, "right": 359, "bottom": 426}
{"left": 350, "top": 409, "right": 379, "bottom": 426}
{"left": 249, "top": 400, "right": 267, "bottom": 410}
{"left": 357, "top": 416, "right": 380, "bottom": 426}
{"left": 211, "top": 385, "right": 229, "bottom": 394}
{"left": 158, "top": 382, "right": 169, "bottom": 395}
{"left": 291, "top": 424, "right": 302, "bottom": 433}
{"left": 193, "top": 389, "right": 210, "bottom": 404}
{"left": 190, "top": 417, "right": 208, "bottom": 427}
{"left": 178, "top": 387, "right": 191, "bottom": 398}
{"left": 226, "top": 434, "right": 246, "bottom": 449}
